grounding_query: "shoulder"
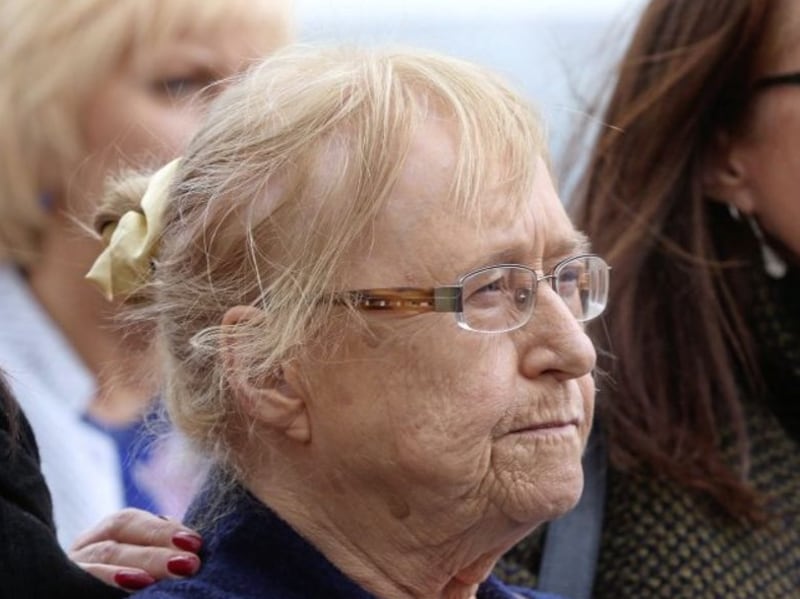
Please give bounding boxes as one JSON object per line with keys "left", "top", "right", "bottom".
{"left": 0, "top": 403, "right": 122, "bottom": 598}
{"left": 0, "top": 392, "right": 53, "bottom": 526}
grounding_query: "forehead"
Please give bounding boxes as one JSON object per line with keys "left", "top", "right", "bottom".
{"left": 760, "top": 0, "right": 800, "bottom": 71}
{"left": 355, "top": 118, "right": 581, "bottom": 286}
{"left": 128, "top": 1, "right": 291, "bottom": 69}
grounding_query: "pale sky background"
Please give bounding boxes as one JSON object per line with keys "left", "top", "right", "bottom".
{"left": 295, "top": 0, "right": 645, "bottom": 20}
{"left": 293, "top": 0, "right": 648, "bottom": 187}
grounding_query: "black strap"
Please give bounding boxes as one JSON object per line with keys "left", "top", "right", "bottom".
{"left": 536, "top": 423, "right": 607, "bottom": 599}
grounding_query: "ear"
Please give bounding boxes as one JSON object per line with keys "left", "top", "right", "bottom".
{"left": 222, "top": 306, "right": 311, "bottom": 443}
{"left": 702, "top": 130, "right": 757, "bottom": 215}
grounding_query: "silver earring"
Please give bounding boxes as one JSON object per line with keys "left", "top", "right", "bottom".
{"left": 747, "top": 215, "right": 787, "bottom": 279}
{"left": 727, "top": 203, "right": 787, "bottom": 279}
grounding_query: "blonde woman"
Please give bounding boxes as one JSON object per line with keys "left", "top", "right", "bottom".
{"left": 89, "top": 45, "right": 609, "bottom": 599}
{"left": 0, "top": 0, "right": 292, "bottom": 549}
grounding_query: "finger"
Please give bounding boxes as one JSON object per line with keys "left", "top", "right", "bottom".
{"left": 70, "top": 542, "right": 201, "bottom": 581}
{"left": 70, "top": 508, "right": 202, "bottom": 553}
{"left": 75, "top": 563, "right": 156, "bottom": 592}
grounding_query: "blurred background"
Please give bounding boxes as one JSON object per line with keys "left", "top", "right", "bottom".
{"left": 296, "top": 0, "right": 647, "bottom": 186}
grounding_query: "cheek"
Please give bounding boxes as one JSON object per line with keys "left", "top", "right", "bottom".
{"left": 578, "top": 373, "right": 596, "bottom": 445}
{"left": 380, "top": 334, "right": 518, "bottom": 480}
{"left": 70, "top": 92, "right": 201, "bottom": 210}
{"left": 743, "top": 104, "right": 800, "bottom": 256}
{"left": 754, "top": 176, "right": 800, "bottom": 258}
{"left": 313, "top": 328, "right": 519, "bottom": 491}
{"left": 87, "top": 98, "right": 199, "bottom": 164}
{"left": 399, "top": 331, "right": 513, "bottom": 419}
{"left": 83, "top": 82, "right": 202, "bottom": 173}
{"left": 126, "top": 108, "right": 198, "bottom": 159}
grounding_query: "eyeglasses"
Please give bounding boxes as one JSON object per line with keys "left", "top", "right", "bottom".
{"left": 753, "top": 71, "right": 800, "bottom": 91}
{"left": 332, "top": 254, "right": 610, "bottom": 334}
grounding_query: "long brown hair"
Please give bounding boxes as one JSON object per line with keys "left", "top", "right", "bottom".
{"left": 571, "top": 0, "right": 776, "bottom": 521}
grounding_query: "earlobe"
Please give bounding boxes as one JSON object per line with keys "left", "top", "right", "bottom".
{"left": 702, "top": 130, "right": 756, "bottom": 214}
{"left": 221, "top": 306, "right": 311, "bottom": 443}
{"left": 259, "top": 362, "right": 311, "bottom": 443}
{"left": 248, "top": 383, "right": 312, "bottom": 443}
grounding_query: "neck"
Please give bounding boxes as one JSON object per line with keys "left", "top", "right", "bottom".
{"left": 246, "top": 474, "right": 533, "bottom": 599}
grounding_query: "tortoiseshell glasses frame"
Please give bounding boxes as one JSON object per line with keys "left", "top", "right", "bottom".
{"left": 331, "top": 254, "right": 610, "bottom": 334}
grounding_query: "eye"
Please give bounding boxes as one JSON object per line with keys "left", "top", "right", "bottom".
{"left": 466, "top": 270, "right": 507, "bottom": 299}
{"left": 559, "top": 266, "right": 580, "bottom": 283}
{"left": 477, "top": 278, "right": 504, "bottom": 294}
{"left": 555, "top": 263, "right": 585, "bottom": 297}
{"left": 462, "top": 266, "right": 534, "bottom": 311}
{"left": 513, "top": 287, "right": 532, "bottom": 307}
{"left": 153, "top": 70, "right": 218, "bottom": 102}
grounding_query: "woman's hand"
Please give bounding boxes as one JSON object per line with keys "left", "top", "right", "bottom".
{"left": 69, "top": 509, "right": 202, "bottom": 592}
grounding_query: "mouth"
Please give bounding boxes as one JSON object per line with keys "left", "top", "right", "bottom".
{"left": 508, "top": 418, "right": 580, "bottom": 436}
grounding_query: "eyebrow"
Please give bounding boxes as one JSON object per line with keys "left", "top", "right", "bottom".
{"left": 547, "top": 231, "right": 591, "bottom": 258}
{"left": 474, "top": 231, "right": 592, "bottom": 271}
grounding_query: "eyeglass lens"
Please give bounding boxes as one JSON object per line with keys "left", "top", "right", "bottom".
{"left": 459, "top": 256, "right": 608, "bottom": 333}
{"left": 554, "top": 256, "right": 608, "bottom": 323}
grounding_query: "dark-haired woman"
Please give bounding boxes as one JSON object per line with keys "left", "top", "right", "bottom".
{"left": 500, "top": 1, "right": 800, "bottom": 596}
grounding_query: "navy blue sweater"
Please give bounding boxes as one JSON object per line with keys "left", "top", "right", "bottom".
{"left": 133, "top": 484, "right": 562, "bottom": 599}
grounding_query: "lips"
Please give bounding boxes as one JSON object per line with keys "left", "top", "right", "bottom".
{"left": 509, "top": 418, "right": 580, "bottom": 435}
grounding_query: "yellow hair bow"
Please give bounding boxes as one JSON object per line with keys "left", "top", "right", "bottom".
{"left": 86, "top": 158, "right": 181, "bottom": 301}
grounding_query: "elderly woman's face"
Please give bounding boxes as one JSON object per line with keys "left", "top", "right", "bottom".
{"left": 300, "top": 118, "right": 596, "bottom": 533}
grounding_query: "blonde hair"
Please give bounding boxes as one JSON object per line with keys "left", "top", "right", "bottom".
{"left": 99, "top": 45, "right": 546, "bottom": 471}
{"left": 0, "top": 0, "right": 292, "bottom": 265}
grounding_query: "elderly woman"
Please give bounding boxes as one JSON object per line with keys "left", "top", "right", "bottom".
{"left": 88, "top": 46, "right": 609, "bottom": 599}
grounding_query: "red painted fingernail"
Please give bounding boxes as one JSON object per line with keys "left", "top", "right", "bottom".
{"left": 172, "top": 531, "right": 203, "bottom": 553}
{"left": 114, "top": 570, "right": 156, "bottom": 591}
{"left": 167, "top": 554, "right": 201, "bottom": 577}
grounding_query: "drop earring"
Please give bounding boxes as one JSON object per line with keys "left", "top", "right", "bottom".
{"left": 748, "top": 215, "right": 787, "bottom": 279}
{"left": 729, "top": 203, "right": 787, "bottom": 279}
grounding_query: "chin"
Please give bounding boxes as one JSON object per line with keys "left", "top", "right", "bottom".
{"left": 536, "top": 459, "right": 585, "bottom": 520}
{"left": 495, "top": 441, "right": 586, "bottom": 525}
{"left": 539, "top": 474, "right": 585, "bottom": 520}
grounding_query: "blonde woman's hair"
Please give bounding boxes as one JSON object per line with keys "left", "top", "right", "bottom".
{"left": 98, "top": 45, "right": 547, "bottom": 473}
{"left": 0, "top": 0, "right": 292, "bottom": 266}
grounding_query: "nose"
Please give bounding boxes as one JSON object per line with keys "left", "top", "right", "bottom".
{"left": 517, "top": 285, "right": 597, "bottom": 381}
